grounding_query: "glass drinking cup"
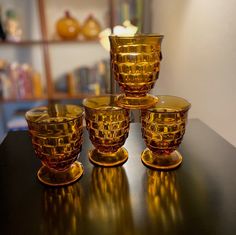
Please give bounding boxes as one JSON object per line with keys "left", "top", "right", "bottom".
{"left": 141, "top": 95, "right": 191, "bottom": 170}
{"left": 83, "top": 95, "right": 130, "bottom": 167}
{"left": 25, "top": 104, "right": 84, "bottom": 186}
{"left": 109, "top": 34, "right": 164, "bottom": 109}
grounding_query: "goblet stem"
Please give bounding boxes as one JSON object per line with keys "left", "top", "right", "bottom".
{"left": 89, "top": 147, "right": 128, "bottom": 167}
{"left": 117, "top": 94, "right": 158, "bottom": 109}
{"left": 141, "top": 148, "right": 183, "bottom": 170}
{"left": 37, "top": 162, "right": 84, "bottom": 186}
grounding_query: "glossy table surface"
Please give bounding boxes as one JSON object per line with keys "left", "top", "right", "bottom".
{"left": 1, "top": 119, "right": 236, "bottom": 235}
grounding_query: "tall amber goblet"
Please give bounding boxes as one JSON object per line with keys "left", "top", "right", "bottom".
{"left": 25, "top": 104, "right": 84, "bottom": 186}
{"left": 109, "top": 34, "right": 164, "bottom": 109}
{"left": 141, "top": 95, "right": 191, "bottom": 170}
{"left": 83, "top": 95, "right": 130, "bottom": 167}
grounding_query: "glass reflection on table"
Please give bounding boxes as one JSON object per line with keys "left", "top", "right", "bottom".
{"left": 145, "top": 170, "right": 183, "bottom": 233}
{"left": 40, "top": 183, "right": 83, "bottom": 235}
{"left": 87, "top": 167, "right": 134, "bottom": 235}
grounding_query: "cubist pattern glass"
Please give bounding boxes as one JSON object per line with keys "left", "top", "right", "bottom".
{"left": 83, "top": 95, "right": 130, "bottom": 166}
{"left": 109, "top": 34, "right": 164, "bottom": 109}
{"left": 141, "top": 95, "right": 191, "bottom": 170}
{"left": 25, "top": 104, "right": 84, "bottom": 186}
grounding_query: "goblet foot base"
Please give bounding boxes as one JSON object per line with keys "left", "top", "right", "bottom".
{"left": 117, "top": 94, "right": 158, "bottom": 109}
{"left": 141, "top": 148, "right": 183, "bottom": 170}
{"left": 37, "top": 161, "right": 84, "bottom": 186}
{"left": 89, "top": 147, "right": 128, "bottom": 167}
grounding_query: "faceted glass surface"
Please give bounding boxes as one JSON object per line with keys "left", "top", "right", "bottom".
{"left": 109, "top": 34, "right": 164, "bottom": 109}
{"left": 141, "top": 95, "right": 191, "bottom": 170}
{"left": 83, "top": 95, "right": 130, "bottom": 166}
{"left": 25, "top": 104, "right": 84, "bottom": 186}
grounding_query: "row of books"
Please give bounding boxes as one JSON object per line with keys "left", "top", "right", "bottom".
{"left": 0, "top": 60, "right": 43, "bottom": 100}
{"left": 55, "top": 59, "right": 111, "bottom": 95}
{"left": 0, "top": 59, "right": 112, "bottom": 100}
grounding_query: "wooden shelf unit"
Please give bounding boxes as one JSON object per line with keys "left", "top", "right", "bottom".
{"left": 0, "top": 0, "right": 114, "bottom": 103}
{"left": 0, "top": 96, "right": 48, "bottom": 103}
{"left": 0, "top": 38, "right": 100, "bottom": 46}
{"left": 37, "top": 0, "right": 114, "bottom": 100}
{"left": 0, "top": 0, "right": 134, "bottom": 104}
{"left": 0, "top": 92, "right": 110, "bottom": 103}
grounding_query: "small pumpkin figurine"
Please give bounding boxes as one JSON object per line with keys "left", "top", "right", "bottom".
{"left": 56, "top": 11, "right": 80, "bottom": 40}
{"left": 82, "top": 14, "right": 101, "bottom": 40}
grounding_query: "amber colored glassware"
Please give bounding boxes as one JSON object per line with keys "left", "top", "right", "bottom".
{"left": 56, "top": 11, "right": 80, "bottom": 40}
{"left": 141, "top": 95, "right": 191, "bottom": 170}
{"left": 83, "top": 95, "right": 130, "bottom": 166}
{"left": 82, "top": 14, "right": 101, "bottom": 40}
{"left": 25, "top": 104, "right": 84, "bottom": 186}
{"left": 109, "top": 34, "right": 164, "bottom": 109}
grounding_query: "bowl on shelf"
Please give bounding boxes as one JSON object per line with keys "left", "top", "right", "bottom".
{"left": 109, "top": 34, "right": 164, "bottom": 109}
{"left": 141, "top": 95, "right": 191, "bottom": 170}
{"left": 83, "top": 95, "right": 130, "bottom": 167}
{"left": 25, "top": 104, "right": 84, "bottom": 186}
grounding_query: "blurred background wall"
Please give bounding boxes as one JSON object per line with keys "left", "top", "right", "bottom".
{"left": 152, "top": 0, "right": 236, "bottom": 147}
{"left": 0, "top": 0, "right": 235, "bottom": 147}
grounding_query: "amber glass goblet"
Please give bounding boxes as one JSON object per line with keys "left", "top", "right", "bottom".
{"left": 25, "top": 104, "right": 84, "bottom": 186}
{"left": 109, "top": 34, "right": 164, "bottom": 109}
{"left": 83, "top": 95, "right": 130, "bottom": 167}
{"left": 141, "top": 95, "right": 191, "bottom": 170}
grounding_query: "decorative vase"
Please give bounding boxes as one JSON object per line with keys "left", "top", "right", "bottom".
{"left": 56, "top": 11, "right": 80, "bottom": 40}
{"left": 5, "top": 9, "right": 22, "bottom": 41}
{"left": 82, "top": 14, "right": 101, "bottom": 40}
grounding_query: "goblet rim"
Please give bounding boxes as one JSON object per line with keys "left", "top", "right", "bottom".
{"left": 109, "top": 34, "right": 164, "bottom": 39}
{"left": 25, "top": 104, "right": 84, "bottom": 124}
{"left": 146, "top": 95, "right": 191, "bottom": 113}
{"left": 83, "top": 94, "right": 125, "bottom": 111}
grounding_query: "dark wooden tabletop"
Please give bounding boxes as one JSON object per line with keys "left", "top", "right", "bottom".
{"left": 1, "top": 119, "right": 236, "bottom": 235}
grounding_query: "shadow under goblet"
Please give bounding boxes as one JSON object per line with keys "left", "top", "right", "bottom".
{"left": 145, "top": 170, "right": 182, "bottom": 233}
{"left": 141, "top": 95, "right": 191, "bottom": 170}
{"left": 86, "top": 167, "right": 134, "bottom": 235}
{"left": 25, "top": 104, "right": 84, "bottom": 186}
{"left": 109, "top": 34, "right": 164, "bottom": 109}
{"left": 41, "top": 182, "right": 83, "bottom": 235}
{"left": 83, "top": 95, "right": 130, "bottom": 167}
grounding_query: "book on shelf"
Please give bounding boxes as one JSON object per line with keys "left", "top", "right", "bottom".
{"left": 0, "top": 60, "right": 44, "bottom": 100}
{"left": 55, "top": 59, "right": 110, "bottom": 96}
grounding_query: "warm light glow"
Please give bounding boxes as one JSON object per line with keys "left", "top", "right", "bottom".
{"left": 99, "top": 20, "right": 138, "bottom": 51}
